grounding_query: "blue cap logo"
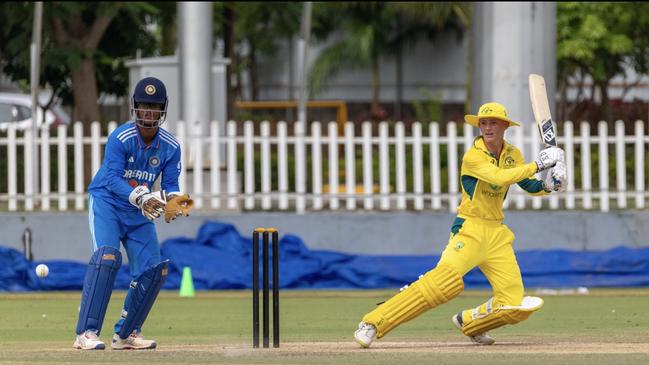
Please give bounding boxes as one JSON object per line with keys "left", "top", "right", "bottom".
{"left": 145, "top": 85, "right": 156, "bottom": 95}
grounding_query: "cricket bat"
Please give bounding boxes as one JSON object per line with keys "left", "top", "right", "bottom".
{"left": 529, "top": 73, "right": 565, "bottom": 191}
{"left": 528, "top": 74, "right": 557, "bottom": 147}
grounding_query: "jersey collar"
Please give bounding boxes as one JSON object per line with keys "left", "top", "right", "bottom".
{"left": 134, "top": 123, "right": 161, "bottom": 150}
{"left": 473, "top": 136, "right": 511, "bottom": 159}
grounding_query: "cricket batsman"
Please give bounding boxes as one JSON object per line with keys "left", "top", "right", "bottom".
{"left": 74, "top": 77, "right": 194, "bottom": 350}
{"left": 354, "top": 102, "right": 567, "bottom": 347}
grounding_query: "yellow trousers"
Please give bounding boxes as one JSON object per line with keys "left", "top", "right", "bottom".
{"left": 361, "top": 215, "right": 528, "bottom": 338}
{"left": 442, "top": 216, "right": 524, "bottom": 323}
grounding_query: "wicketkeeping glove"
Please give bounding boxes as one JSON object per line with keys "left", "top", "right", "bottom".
{"left": 164, "top": 193, "right": 194, "bottom": 223}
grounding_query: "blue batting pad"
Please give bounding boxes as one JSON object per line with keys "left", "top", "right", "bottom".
{"left": 115, "top": 260, "right": 169, "bottom": 339}
{"left": 76, "top": 246, "right": 122, "bottom": 335}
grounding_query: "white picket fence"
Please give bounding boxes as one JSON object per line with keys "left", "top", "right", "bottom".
{"left": 0, "top": 119, "right": 646, "bottom": 213}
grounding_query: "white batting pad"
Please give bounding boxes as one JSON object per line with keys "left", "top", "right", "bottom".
{"left": 501, "top": 296, "right": 544, "bottom": 311}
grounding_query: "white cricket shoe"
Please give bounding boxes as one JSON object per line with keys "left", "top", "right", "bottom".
{"left": 354, "top": 321, "right": 377, "bottom": 348}
{"left": 452, "top": 313, "right": 495, "bottom": 345}
{"left": 111, "top": 331, "right": 157, "bottom": 350}
{"left": 73, "top": 330, "right": 105, "bottom": 350}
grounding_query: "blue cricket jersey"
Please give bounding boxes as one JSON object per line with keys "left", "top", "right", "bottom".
{"left": 88, "top": 121, "right": 181, "bottom": 215}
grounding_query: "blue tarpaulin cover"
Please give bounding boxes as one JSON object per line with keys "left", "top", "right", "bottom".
{"left": 2, "top": 220, "right": 649, "bottom": 291}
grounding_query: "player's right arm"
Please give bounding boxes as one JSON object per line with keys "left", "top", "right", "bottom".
{"left": 462, "top": 149, "right": 539, "bottom": 186}
{"left": 102, "top": 134, "right": 136, "bottom": 201}
{"left": 463, "top": 145, "right": 564, "bottom": 187}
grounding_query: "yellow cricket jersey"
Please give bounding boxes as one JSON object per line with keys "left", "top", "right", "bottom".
{"left": 456, "top": 137, "right": 549, "bottom": 221}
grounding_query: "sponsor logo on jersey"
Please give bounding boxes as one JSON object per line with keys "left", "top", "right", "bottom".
{"left": 128, "top": 156, "right": 134, "bottom": 163}
{"left": 128, "top": 179, "right": 149, "bottom": 188}
{"left": 504, "top": 156, "right": 515, "bottom": 168}
{"left": 482, "top": 182, "right": 504, "bottom": 198}
{"left": 123, "top": 169, "right": 157, "bottom": 183}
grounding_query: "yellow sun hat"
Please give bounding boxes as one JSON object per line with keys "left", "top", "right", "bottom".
{"left": 464, "top": 102, "right": 521, "bottom": 127}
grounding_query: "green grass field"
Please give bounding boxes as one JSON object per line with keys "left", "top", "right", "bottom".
{"left": 2, "top": 289, "right": 649, "bottom": 364}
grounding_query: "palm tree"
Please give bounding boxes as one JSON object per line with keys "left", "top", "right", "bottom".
{"left": 308, "top": 2, "right": 469, "bottom": 121}
{"left": 215, "top": 2, "right": 302, "bottom": 106}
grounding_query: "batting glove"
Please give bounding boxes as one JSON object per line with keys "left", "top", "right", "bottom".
{"left": 129, "top": 186, "right": 167, "bottom": 220}
{"left": 534, "top": 146, "right": 564, "bottom": 172}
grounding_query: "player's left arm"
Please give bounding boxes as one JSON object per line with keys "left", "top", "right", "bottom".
{"left": 160, "top": 146, "right": 181, "bottom": 195}
{"left": 159, "top": 147, "right": 194, "bottom": 222}
{"left": 516, "top": 177, "right": 549, "bottom": 196}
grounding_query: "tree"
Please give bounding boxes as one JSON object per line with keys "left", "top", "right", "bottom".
{"left": 0, "top": 2, "right": 158, "bottom": 126}
{"left": 150, "top": 2, "right": 177, "bottom": 56}
{"left": 215, "top": 2, "right": 237, "bottom": 119}
{"left": 308, "top": 2, "right": 469, "bottom": 121}
{"left": 1, "top": 2, "right": 159, "bottom": 186}
{"left": 237, "top": 3, "right": 301, "bottom": 101}
{"left": 214, "top": 2, "right": 301, "bottom": 109}
{"left": 384, "top": 2, "right": 469, "bottom": 119}
{"left": 557, "top": 2, "right": 649, "bottom": 122}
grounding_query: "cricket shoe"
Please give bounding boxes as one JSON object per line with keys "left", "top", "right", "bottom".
{"left": 111, "top": 331, "right": 157, "bottom": 350}
{"left": 452, "top": 312, "right": 495, "bottom": 345}
{"left": 354, "top": 321, "right": 377, "bottom": 348}
{"left": 73, "top": 330, "right": 106, "bottom": 350}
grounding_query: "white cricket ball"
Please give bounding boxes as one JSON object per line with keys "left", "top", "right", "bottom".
{"left": 35, "top": 264, "right": 49, "bottom": 278}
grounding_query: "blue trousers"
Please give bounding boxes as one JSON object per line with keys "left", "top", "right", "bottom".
{"left": 84, "top": 194, "right": 161, "bottom": 334}
{"left": 88, "top": 194, "right": 161, "bottom": 276}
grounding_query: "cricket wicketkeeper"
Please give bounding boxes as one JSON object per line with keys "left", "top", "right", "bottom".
{"left": 354, "top": 102, "right": 567, "bottom": 347}
{"left": 74, "top": 77, "right": 194, "bottom": 350}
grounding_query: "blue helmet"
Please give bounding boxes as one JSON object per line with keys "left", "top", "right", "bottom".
{"left": 131, "top": 77, "right": 168, "bottom": 128}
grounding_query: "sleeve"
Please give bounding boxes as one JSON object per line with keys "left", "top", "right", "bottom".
{"left": 161, "top": 147, "right": 181, "bottom": 195}
{"left": 517, "top": 178, "right": 549, "bottom": 196}
{"left": 462, "top": 149, "right": 538, "bottom": 186}
{"left": 103, "top": 135, "right": 136, "bottom": 201}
